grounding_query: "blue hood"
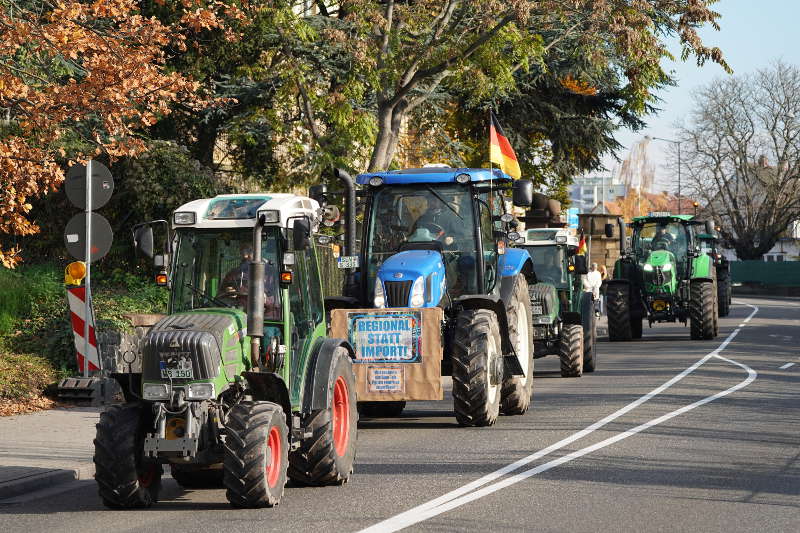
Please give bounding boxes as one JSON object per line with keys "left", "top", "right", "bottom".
{"left": 376, "top": 250, "right": 446, "bottom": 308}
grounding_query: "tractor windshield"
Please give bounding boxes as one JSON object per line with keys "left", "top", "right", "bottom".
{"left": 366, "top": 184, "right": 479, "bottom": 296}
{"left": 524, "top": 245, "right": 568, "bottom": 288}
{"left": 633, "top": 221, "right": 689, "bottom": 270}
{"left": 171, "top": 227, "right": 282, "bottom": 320}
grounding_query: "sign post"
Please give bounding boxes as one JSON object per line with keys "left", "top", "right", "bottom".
{"left": 83, "top": 161, "right": 92, "bottom": 377}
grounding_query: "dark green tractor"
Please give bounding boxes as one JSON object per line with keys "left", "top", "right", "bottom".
{"left": 697, "top": 225, "right": 732, "bottom": 317}
{"left": 607, "top": 213, "right": 719, "bottom": 341}
{"left": 96, "top": 194, "right": 357, "bottom": 509}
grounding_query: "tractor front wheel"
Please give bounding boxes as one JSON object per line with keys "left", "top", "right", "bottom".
{"left": 690, "top": 280, "right": 716, "bottom": 340}
{"left": 452, "top": 309, "right": 502, "bottom": 427}
{"left": 607, "top": 282, "right": 633, "bottom": 341}
{"left": 288, "top": 347, "right": 357, "bottom": 486}
{"left": 559, "top": 324, "right": 584, "bottom": 377}
{"left": 224, "top": 401, "right": 288, "bottom": 508}
{"left": 93, "top": 404, "right": 162, "bottom": 509}
{"left": 501, "top": 275, "right": 534, "bottom": 415}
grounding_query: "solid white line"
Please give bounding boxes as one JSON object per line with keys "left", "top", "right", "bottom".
{"left": 360, "top": 303, "right": 759, "bottom": 533}
{"left": 779, "top": 362, "right": 795, "bottom": 370}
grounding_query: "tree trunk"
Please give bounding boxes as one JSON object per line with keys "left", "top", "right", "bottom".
{"left": 368, "top": 100, "right": 407, "bottom": 172}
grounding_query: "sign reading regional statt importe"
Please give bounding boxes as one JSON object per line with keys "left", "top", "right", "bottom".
{"left": 350, "top": 312, "right": 421, "bottom": 363}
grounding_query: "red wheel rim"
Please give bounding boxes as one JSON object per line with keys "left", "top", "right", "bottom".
{"left": 332, "top": 376, "right": 350, "bottom": 457}
{"left": 266, "top": 426, "right": 282, "bottom": 488}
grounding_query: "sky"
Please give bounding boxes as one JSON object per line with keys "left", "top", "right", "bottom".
{"left": 602, "top": 0, "right": 800, "bottom": 192}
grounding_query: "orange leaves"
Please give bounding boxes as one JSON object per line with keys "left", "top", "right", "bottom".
{"left": 560, "top": 74, "right": 598, "bottom": 96}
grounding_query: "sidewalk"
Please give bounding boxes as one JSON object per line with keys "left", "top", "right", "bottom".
{"left": 0, "top": 406, "right": 98, "bottom": 500}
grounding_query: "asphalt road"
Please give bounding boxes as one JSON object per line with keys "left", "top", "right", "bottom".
{"left": 1, "top": 297, "right": 798, "bottom": 532}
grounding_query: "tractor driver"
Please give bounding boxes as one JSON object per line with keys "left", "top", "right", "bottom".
{"left": 220, "top": 243, "right": 279, "bottom": 318}
{"left": 411, "top": 194, "right": 470, "bottom": 247}
{"left": 535, "top": 250, "right": 564, "bottom": 285}
{"left": 651, "top": 225, "right": 674, "bottom": 251}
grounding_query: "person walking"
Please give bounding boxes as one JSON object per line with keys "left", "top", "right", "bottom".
{"left": 596, "top": 264, "right": 608, "bottom": 315}
{"left": 583, "top": 262, "right": 603, "bottom": 317}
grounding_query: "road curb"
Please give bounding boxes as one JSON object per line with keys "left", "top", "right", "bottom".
{"left": 0, "top": 464, "right": 94, "bottom": 501}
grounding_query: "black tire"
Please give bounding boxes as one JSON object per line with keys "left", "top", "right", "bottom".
{"left": 501, "top": 275, "right": 534, "bottom": 415}
{"left": 170, "top": 465, "right": 223, "bottom": 489}
{"left": 93, "top": 404, "right": 162, "bottom": 509}
{"left": 690, "top": 280, "right": 716, "bottom": 340}
{"left": 357, "top": 401, "right": 405, "bottom": 418}
{"left": 559, "top": 324, "right": 584, "bottom": 377}
{"left": 452, "top": 308, "right": 503, "bottom": 427}
{"left": 718, "top": 277, "right": 731, "bottom": 317}
{"left": 224, "top": 401, "right": 288, "bottom": 508}
{"left": 631, "top": 317, "right": 643, "bottom": 339}
{"left": 583, "top": 307, "right": 598, "bottom": 373}
{"left": 289, "top": 347, "right": 357, "bottom": 486}
{"left": 607, "top": 282, "right": 632, "bottom": 341}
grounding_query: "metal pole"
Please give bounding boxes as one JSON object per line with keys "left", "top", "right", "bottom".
{"left": 83, "top": 160, "right": 92, "bottom": 378}
{"left": 677, "top": 142, "right": 682, "bottom": 214}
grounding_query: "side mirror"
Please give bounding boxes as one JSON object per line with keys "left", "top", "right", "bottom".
{"left": 507, "top": 231, "right": 521, "bottom": 242}
{"left": 512, "top": 179, "right": 533, "bottom": 207}
{"left": 293, "top": 217, "right": 311, "bottom": 251}
{"left": 309, "top": 184, "right": 327, "bottom": 206}
{"left": 133, "top": 225, "right": 154, "bottom": 259}
{"left": 573, "top": 255, "right": 588, "bottom": 275}
{"left": 604, "top": 223, "right": 614, "bottom": 238}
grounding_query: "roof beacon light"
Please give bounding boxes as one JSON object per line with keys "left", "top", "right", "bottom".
{"left": 455, "top": 173, "right": 471, "bottom": 184}
{"left": 368, "top": 176, "right": 384, "bottom": 187}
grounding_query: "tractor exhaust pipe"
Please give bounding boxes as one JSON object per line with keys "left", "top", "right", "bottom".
{"left": 618, "top": 217, "right": 627, "bottom": 255}
{"left": 247, "top": 214, "right": 266, "bottom": 369}
{"left": 334, "top": 168, "right": 357, "bottom": 257}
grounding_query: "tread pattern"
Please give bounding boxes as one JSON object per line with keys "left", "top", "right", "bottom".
{"left": 718, "top": 277, "right": 731, "bottom": 317}
{"left": 501, "top": 275, "right": 534, "bottom": 415}
{"left": 607, "top": 282, "right": 633, "bottom": 341}
{"left": 559, "top": 324, "right": 584, "bottom": 377}
{"left": 690, "top": 280, "right": 716, "bottom": 340}
{"left": 288, "top": 348, "right": 357, "bottom": 486}
{"left": 452, "top": 309, "right": 502, "bottom": 427}
{"left": 583, "top": 308, "right": 597, "bottom": 373}
{"left": 93, "top": 404, "right": 161, "bottom": 509}
{"left": 224, "top": 401, "right": 288, "bottom": 508}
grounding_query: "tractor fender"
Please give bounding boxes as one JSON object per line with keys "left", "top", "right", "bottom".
{"left": 453, "top": 294, "right": 513, "bottom": 355}
{"left": 243, "top": 371, "right": 291, "bottom": 419}
{"left": 302, "top": 337, "right": 355, "bottom": 413}
{"left": 562, "top": 311, "right": 582, "bottom": 325}
{"left": 691, "top": 254, "right": 715, "bottom": 280}
{"left": 499, "top": 248, "right": 535, "bottom": 282}
{"left": 109, "top": 372, "right": 142, "bottom": 404}
{"left": 499, "top": 260, "right": 535, "bottom": 305}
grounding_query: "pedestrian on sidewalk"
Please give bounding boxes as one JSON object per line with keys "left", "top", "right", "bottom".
{"left": 583, "top": 263, "right": 603, "bottom": 317}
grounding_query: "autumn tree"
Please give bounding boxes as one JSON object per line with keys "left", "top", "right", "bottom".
{"left": 0, "top": 0, "right": 232, "bottom": 267}
{"left": 678, "top": 61, "right": 800, "bottom": 259}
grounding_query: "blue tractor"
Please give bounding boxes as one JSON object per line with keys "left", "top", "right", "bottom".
{"left": 319, "top": 166, "right": 536, "bottom": 427}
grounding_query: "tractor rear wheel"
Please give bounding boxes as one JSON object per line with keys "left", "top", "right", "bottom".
{"left": 224, "top": 401, "right": 288, "bottom": 508}
{"left": 607, "top": 282, "right": 633, "bottom": 341}
{"left": 501, "top": 275, "right": 534, "bottom": 415}
{"left": 583, "top": 309, "right": 597, "bottom": 373}
{"left": 288, "top": 347, "right": 357, "bottom": 486}
{"left": 718, "top": 277, "right": 731, "bottom": 317}
{"left": 559, "top": 324, "right": 584, "bottom": 377}
{"left": 357, "top": 401, "right": 405, "bottom": 418}
{"left": 170, "top": 464, "right": 222, "bottom": 489}
{"left": 452, "top": 309, "right": 502, "bottom": 427}
{"left": 94, "top": 403, "right": 162, "bottom": 509}
{"left": 690, "top": 280, "right": 716, "bottom": 340}
{"left": 631, "top": 317, "right": 643, "bottom": 339}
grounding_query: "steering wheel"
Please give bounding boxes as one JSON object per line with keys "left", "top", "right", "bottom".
{"left": 219, "top": 285, "right": 246, "bottom": 306}
{"left": 416, "top": 222, "right": 446, "bottom": 240}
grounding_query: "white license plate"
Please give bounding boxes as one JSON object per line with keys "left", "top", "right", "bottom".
{"left": 160, "top": 367, "right": 193, "bottom": 379}
{"left": 532, "top": 304, "right": 543, "bottom": 315}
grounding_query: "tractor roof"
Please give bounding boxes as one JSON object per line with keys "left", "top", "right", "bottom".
{"left": 631, "top": 213, "right": 696, "bottom": 224}
{"left": 356, "top": 166, "right": 514, "bottom": 185}
{"left": 173, "top": 193, "right": 319, "bottom": 230}
{"left": 519, "top": 227, "right": 579, "bottom": 247}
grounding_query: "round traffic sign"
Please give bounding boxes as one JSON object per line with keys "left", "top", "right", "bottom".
{"left": 64, "top": 212, "right": 114, "bottom": 262}
{"left": 65, "top": 161, "right": 114, "bottom": 210}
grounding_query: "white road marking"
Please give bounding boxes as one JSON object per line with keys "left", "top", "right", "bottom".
{"left": 361, "top": 303, "right": 760, "bottom": 533}
{"left": 779, "top": 362, "right": 795, "bottom": 370}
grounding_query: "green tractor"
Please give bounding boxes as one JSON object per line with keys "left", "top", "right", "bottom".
{"left": 697, "top": 225, "right": 732, "bottom": 317}
{"left": 607, "top": 213, "right": 719, "bottom": 341}
{"left": 517, "top": 227, "right": 595, "bottom": 377}
{"left": 97, "top": 194, "right": 358, "bottom": 509}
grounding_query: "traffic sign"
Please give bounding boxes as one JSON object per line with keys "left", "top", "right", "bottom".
{"left": 567, "top": 207, "right": 580, "bottom": 228}
{"left": 64, "top": 212, "right": 113, "bottom": 262}
{"left": 65, "top": 161, "right": 114, "bottom": 210}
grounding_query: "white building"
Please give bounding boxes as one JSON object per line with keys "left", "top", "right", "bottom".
{"left": 570, "top": 175, "right": 627, "bottom": 213}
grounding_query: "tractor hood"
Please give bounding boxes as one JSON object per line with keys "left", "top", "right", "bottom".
{"left": 645, "top": 249, "right": 675, "bottom": 267}
{"left": 376, "top": 250, "right": 445, "bottom": 308}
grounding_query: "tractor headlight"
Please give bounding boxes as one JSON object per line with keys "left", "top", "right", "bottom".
{"left": 662, "top": 263, "right": 672, "bottom": 271}
{"left": 410, "top": 276, "right": 425, "bottom": 307}
{"left": 187, "top": 383, "right": 215, "bottom": 400}
{"left": 643, "top": 263, "right": 654, "bottom": 272}
{"left": 142, "top": 383, "right": 169, "bottom": 400}
{"left": 173, "top": 212, "right": 196, "bottom": 225}
{"left": 374, "top": 277, "right": 386, "bottom": 308}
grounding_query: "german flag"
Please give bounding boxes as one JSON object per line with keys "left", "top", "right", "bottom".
{"left": 489, "top": 111, "right": 521, "bottom": 179}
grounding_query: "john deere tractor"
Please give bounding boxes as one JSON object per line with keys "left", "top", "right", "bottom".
{"left": 607, "top": 213, "right": 718, "bottom": 341}
{"left": 319, "top": 166, "right": 536, "bottom": 427}
{"left": 517, "top": 228, "right": 594, "bottom": 377}
{"left": 96, "top": 194, "right": 358, "bottom": 509}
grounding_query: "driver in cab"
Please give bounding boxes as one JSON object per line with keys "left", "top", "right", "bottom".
{"left": 651, "top": 225, "right": 674, "bottom": 251}
{"left": 220, "top": 243, "right": 279, "bottom": 318}
{"left": 409, "top": 196, "right": 468, "bottom": 246}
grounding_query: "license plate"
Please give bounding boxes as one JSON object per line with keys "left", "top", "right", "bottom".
{"left": 532, "top": 304, "right": 543, "bottom": 315}
{"left": 160, "top": 367, "right": 193, "bottom": 379}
